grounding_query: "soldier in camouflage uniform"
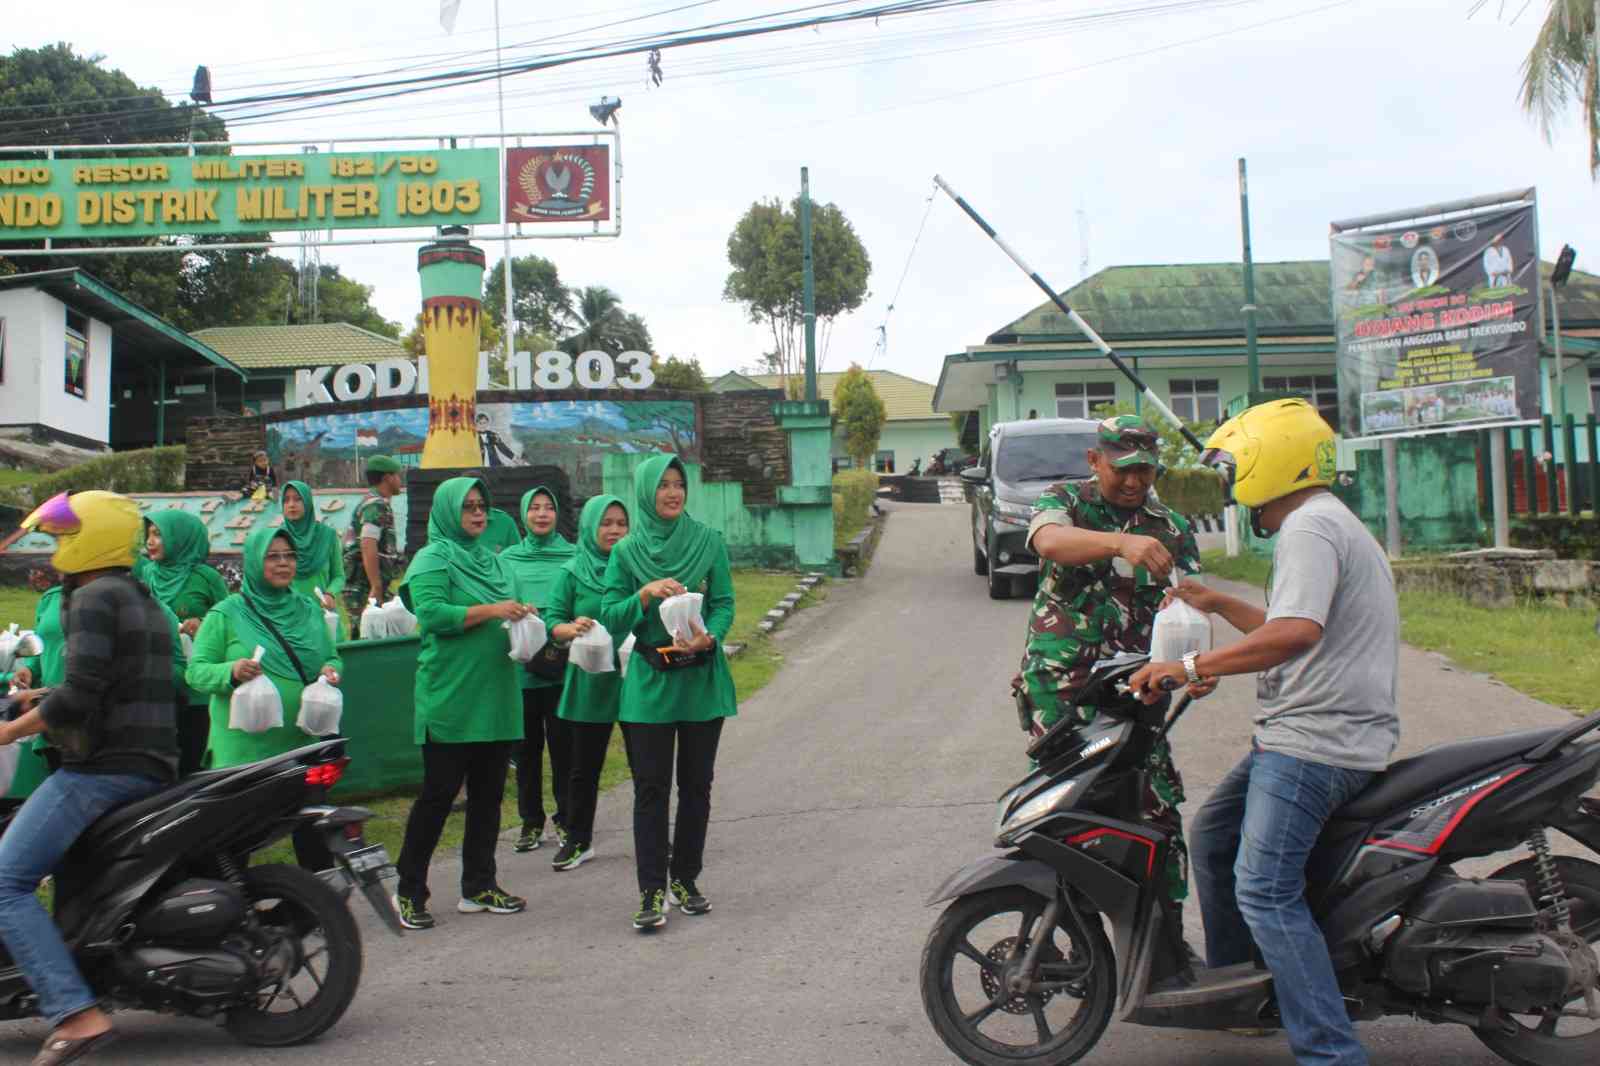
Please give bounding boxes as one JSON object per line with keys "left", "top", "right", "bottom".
{"left": 1015, "top": 415, "right": 1202, "bottom": 908}
{"left": 343, "top": 455, "right": 406, "bottom": 620}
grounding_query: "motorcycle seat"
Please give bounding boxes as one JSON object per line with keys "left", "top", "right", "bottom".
{"left": 82, "top": 767, "right": 236, "bottom": 845}
{"left": 1334, "top": 726, "right": 1566, "bottom": 820}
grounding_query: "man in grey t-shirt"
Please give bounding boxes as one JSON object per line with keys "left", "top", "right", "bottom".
{"left": 1130, "top": 398, "right": 1398, "bottom": 1066}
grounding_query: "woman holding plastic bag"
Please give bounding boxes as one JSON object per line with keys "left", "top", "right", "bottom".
{"left": 600, "top": 455, "right": 737, "bottom": 932}
{"left": 1, "top": 570, "right": 61, "bottom": 799}
{"left": 498, "top": 486, "right": 575, "bottom": 854}
{"left": 279, "top": 481, "right": 345, "bottom": 637}
{"left": 392, "top": 477, "right": 531, "bottom": 932}
{"left": 136, "top": 509, "right": 229, "bottom": 772}
{"left": 541, "top": 494, "right": 628, "bottom": 872}
{"left": 186, "top": 526, "right": 342, "bottom": 771}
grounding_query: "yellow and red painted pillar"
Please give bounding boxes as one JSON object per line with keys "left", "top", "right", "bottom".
{"left": 417, "top": 234, "right": 486, "bottom": 468}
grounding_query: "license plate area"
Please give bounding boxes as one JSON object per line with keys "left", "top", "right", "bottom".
{"left": 344, "top": 843, "right": 392, "bottom": 877}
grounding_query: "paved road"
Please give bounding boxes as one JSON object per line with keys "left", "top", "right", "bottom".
{"left": 6, "top": 503, "right": 1587, "bottom": 1064}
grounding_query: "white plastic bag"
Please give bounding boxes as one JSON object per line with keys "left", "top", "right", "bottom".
{"left": 505, "top": 614, "right": 548, "bottom": 662}
{"left": 618, "top": 633, "right": 637, "bottom": 677}
{"left": 296, "top": 675, "right": 344, "bottom": 737}
{"left": 658, "top": 592, "right": 705, "bottom": 643}
{"left": 570, "top": 623, "right": 615, "bottom": 674}
{"left": 314, "top": 587, "right": 340, "bottom": 645}
{"left": 0, "top": 742, "right": 18, "bottom": 796}
{"left": 1149, "top": 576, "right": 1213, "bottom": 664}
{"left": 359, "top": 599, "right": 389, "bottom": 641}
{"left": 228, "top": 646, "right": 283, "bottom": 735}
{"left": 0, "top": 624, "right": 21, "bottom": 674}
{"left": 13, "top": 632, "right": 40, "bottom": 658}
{"left": 179, "top": 631, "right": 195, "bottom": 660}
{"left": 381, "top": 595, "right": 417, "bottom": 637}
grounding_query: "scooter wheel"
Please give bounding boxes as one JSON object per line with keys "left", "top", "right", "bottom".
{"left": 920, "top": 887, "right": 1115, "bottom": 1066}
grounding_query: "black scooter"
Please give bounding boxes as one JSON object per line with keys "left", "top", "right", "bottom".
{"left": 922, "top": 653, "right": 1600, "bottom": 1066}
{"left": 0, "top": 737, "right": 402, "bottom": 1047}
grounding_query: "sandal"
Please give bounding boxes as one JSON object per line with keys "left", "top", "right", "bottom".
{"left": 32, "top": 1026, "right": 118, "bottom": 1065}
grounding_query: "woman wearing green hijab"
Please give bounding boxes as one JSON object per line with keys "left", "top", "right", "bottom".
{"left": 600, "top": 455, "right": 736, "bottom": 932}
{"left": 393, "top": 477, "right": 531, "bottom": 932}
{"left": 278, "top": 482, "right": 344, "bottom": 615}
{"left": 186, "top": 525, "right": 342, "bottom": 770}
{"left": 498, "top": 487, "right": 576, "bottom": 854}
{"left": 542, "top": 493, "right": 629, "bottom": 872}
{"left": 136, "top": 509, "right": 229, "bottom": 773}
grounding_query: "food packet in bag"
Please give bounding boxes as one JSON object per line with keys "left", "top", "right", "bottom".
{"left": 381, "top": 595, "right": 417, "bottom": 637}
{"left": 570, "top": 623, "right": 615, "bottom": 674}
{"left": 359, "top": 599, "right": 389, "bottom": 641}
{"left": 314, "top": 587, "right": 340, "bottom": 645}
{"left": 618, "top": 633, "right": 636, "bottom": 677}
{"left": 1149, "top": 574, "right": 1213, "bottom": 663}
{"left": 658, "top": 592, "right": 705, "bottom": 643}
{"left": 229, "top": 646, "right": 284, "bottom": 735}
{"left": 505, "top": 614, "right": 548, "bottom": 662}
{"left": 297, "top": 675, "right": 344, "bottom": 737}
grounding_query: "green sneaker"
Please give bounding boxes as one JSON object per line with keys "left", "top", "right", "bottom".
{"left": 668, "top": 878, "right": 711, "bottom": 916}
{"left": 458, "top": 886, "right": 527, "bottom": 915}
{"left": 633, "top": 889, "right": 667, "bottom": 931}
{"left": 393, "top": 893, "right": 434, "bottom": 930}
{"left": 549, "top": 820, "right": 569, "bottom": 847}
{"left": 514, "top": 824, "right": 542, "bottom": 853}
{"left": 552, "top": 840, "right": 594, "bottom": 871}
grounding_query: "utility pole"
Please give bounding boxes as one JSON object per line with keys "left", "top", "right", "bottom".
{"left": 1238, "top": 158, "right": 1261, "bottom": 396}
{"left": 801, "top": 166, "right": 818, "bottom": 403}
{"left": 495, "top": 0, "right": 514, "bottom": 384}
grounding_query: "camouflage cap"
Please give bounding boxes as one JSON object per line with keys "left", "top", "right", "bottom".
{"left": 1095, "top": 415, "right": 1161, "bottom": 469}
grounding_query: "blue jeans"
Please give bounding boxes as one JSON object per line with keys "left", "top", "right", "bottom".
{"left": 0, "top": 769, "right": 166, "bottom": 1026}
{"left": 1191, "top": 748, "right": 1375, "bottom": 1066}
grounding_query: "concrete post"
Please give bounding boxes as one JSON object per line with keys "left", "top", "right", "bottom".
{"left": 1489, "top": 428, "right": 1509, "bottom": 548}
{"left": 773, "top": 399, "right": 836, "bottom": 571}
{"left": 418, "top": 234, "right": 487, "bottom": 469}
{"left": 1381, "top": 436, "right": 1401, "bottom": 559}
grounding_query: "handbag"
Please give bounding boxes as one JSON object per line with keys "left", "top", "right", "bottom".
{"left": 525, "top": 640, "right": 570, "bottom": 682}
{"left": 634, "top": 642, "right": 714, "bottom": 672}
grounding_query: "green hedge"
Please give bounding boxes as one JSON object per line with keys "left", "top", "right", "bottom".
{"left": 1509, "top": 513, "right": 1600, "bottom": 560}
{"left": 0, "top": 446, "right": 187, "bottom": 508}
{"left": 832, "top": 469, "right": 879, "bottom": 548}
{"left": 1156, "top": 466, "right": 1225, "bottom": 519}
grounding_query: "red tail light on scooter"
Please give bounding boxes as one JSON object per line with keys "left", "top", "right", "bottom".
{"left": 305, "top": 757, "right": 350, "bottom": 789}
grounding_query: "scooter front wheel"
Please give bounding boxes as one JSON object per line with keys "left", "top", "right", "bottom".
{"left": 920, "top": 887, "right": 1115, "bottom": 1066}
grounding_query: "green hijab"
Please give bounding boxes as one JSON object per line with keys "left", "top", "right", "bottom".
{"left": 609, "top": 455, "right": 719, "bottom": 589}
{"left": 279, "top": 481, "right": 335, "bottom": 577}
{"left": 136, "top": 510, "right": 212, "bottom": 608}
{"left": 214, "top": 526, "right": 326, "bottom": 682}
{"left": 406, "top": 476, "right": 514, "bottom": 604}
{"left": 480, "top": 507, "right": 523, "bottom": 554}
{"left": 566, "top": 494, "right": 627, "bottom": 595}
{"left": 499, "top": 487, "right": 575, "bottom": 607}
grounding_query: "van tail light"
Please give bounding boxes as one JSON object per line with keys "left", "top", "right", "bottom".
{"left": 305, "top": 757, "right": 350, "bottom": 789}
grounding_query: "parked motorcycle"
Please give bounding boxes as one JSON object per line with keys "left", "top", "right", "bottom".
{"left": 921, "top": 652, "right": 1600, "bottom": 1066}
{"left": 0, "top": 736, "right": 402, "bottom": 1046}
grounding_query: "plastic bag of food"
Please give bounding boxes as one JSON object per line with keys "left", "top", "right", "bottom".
{"left": 505, "top": 614, "right": 548, "bottom": 662}
{"left": 359, "top": 599, "right": 389, "bottom": 641}
{"left": 13, "top": 632, "right": 41, "bottom": 659}
{"left": 658, "top": 592, "right": 705, "bottom": 643}
{"left": 228, "top": 646, "right": 283, "bottom": 735}
{"left": 314, "top": 587, "right": 340, "bottom": 645}
{"left": 1149, "top": 575, "right": 1213, "bottom": 664}
{"left": 296, "top": 675, "right": 344, "bottom": 737}
{"left": 618, "top": 633, "right": 636, "bottom": 677}
{"left": 180, "top": 631, "right": 196, "bottom": 660}
{"left": 0, "top": 625, "right": 22, "bottom": 674}
{"left": 570, "top": 623, "right": 616, "bottom": 674}
{"left": 0, "top": 741, "right": 18, "bottom": 796}
{"left": 381, "top": 595, "right": 418, "bottom": 638}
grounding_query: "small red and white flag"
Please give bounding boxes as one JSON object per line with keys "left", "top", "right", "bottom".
{"left": 356, "top": 429, "right": 379, "bottom": 448}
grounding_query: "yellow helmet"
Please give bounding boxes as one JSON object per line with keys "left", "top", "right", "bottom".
{"left": 21, "top": 490, "right": 143, "bottom": 575}
{"left": 1201, "top": 399, "right": 1336, "bottom": 509}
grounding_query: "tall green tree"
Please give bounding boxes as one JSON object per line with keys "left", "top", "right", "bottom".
{"left": 834, "top": 363, "right": 887, "bottom": 468}
{"left": 482, "top": 255, "right": 574, "bottom": 338}
{"left": 723, "top": 197, "right": 871, "bottom": 396}
{"left": 1520, "top": 1, "right": 1600, "bottom": 177}
{"left": 651, "top": 355, "right": 709, "bottom": 391}
{"left": 310, "top": 264, "right": 400, "bottom": 337}
{"left": 559, "top": 285, "right": 654, "bottom": 355}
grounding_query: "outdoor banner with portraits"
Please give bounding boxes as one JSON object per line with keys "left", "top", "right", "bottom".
{"left": 1330, "top": 200, "right": 1539, "bottom": 439}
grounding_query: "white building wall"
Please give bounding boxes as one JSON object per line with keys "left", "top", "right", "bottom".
{"left": 0, "top": 288, "right": 112, "bottom": 445}
{"left": 0, "top": 288, "right": 47, "bottom": 430}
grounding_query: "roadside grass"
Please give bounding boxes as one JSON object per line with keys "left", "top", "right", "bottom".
{"left": 0, "top": 587, "right": 40, "bottom": 629}
{"left": 1201, "top": 550, "right": 1599, "bottom": 716}
{"left": 0, "top": 469, "right": 40, "bottom": 489}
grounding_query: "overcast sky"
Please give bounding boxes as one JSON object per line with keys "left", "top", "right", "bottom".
{"left": 19, "top": 0, "right": 1600, "bottom": 385}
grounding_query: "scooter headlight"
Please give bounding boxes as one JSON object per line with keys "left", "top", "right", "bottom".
{"left": 996, "top": 780, "right": 1076, "bottom": 845}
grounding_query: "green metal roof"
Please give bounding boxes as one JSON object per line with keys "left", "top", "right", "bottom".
{"left": 988, "top": 260, "right": 1600, "bottom": 343}
{"left": 190, "top": 322, "right": 405, "bottom": 371}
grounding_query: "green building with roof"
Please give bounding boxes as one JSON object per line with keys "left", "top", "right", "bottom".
{"left": 934, "top": 260, "right": 1600, "bottom": 451}
{"left": 711, "top": 368, "right": 956, "bottom": 474}
{"left": 190, "top": 322, "right": 408, "bottom": 415}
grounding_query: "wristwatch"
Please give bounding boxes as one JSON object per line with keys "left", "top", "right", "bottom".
{"left": 1181, "top": 651, "right": 1201, "bottom": 685}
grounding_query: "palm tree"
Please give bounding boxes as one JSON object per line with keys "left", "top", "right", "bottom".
{"left": 1520, "top": 1, "right": 1600, "bottom": 177}
{"left": 559, "top": 286, "right": 654, "bottom": 355}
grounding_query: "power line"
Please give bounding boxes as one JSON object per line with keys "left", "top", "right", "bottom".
{"left": 870, "top": 184, "right": 937, "bottom": 369}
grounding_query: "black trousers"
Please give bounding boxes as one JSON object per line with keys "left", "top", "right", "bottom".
{"left": 517, "top": 686, "right": 570, "bottom": 830}
{"left": 566, "top": 721, "right": 615, "bottom": 848}
{"left": 177, "top": 701, "right": 209, "bottom": 777}
{"left": 622, "top": 718, "right": 724, "bottom": 894}
{"left": 396, "top": 738, "right": 510, "bottom": 903}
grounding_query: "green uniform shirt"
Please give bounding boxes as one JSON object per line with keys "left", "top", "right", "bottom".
{"left": 166, "top": 565, "right": 230, "bottom": 627}
{"left": 598, "top": 539, "right": 737, "bottom": 726}
{"left": 406, "top": 568, "right": 523, "bottom": 744}
{"left": 543, "top": 568, "right": 622, "bottom": 724}
{"left": 186, "top": 607, "right": 343, "bottom": 768}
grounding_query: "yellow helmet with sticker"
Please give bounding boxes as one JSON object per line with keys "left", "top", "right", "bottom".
{"left": 1201, "top": 399, "right": 1336, "bottom": 510}
{"left": 20, "top": 490, "right": 142, "bottom": 574}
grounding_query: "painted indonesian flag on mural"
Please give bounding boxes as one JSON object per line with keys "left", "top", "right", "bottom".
{"left": 440, "top": 0, "right": 462, "bottom": 34}
{"left": 356, "top": 429, "right": 380, "bottom": 448}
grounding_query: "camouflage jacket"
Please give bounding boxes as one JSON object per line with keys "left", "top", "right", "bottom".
{"left": 1022, "top": 481, "right": 1201, "bottom": 675}
{"left": 342, "top": 494, "right": 402, "bottom": 594}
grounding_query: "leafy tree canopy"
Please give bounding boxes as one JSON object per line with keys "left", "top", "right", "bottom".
{"left": 651, "top": 355, "right": 709, "bottom": 391}
{"left": 834, "top": 363, "right": 887, "bottom": 467}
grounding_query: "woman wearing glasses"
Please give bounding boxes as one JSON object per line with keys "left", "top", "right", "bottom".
{"left": 185, "top": 525, "right": 343, "bottom": 770}
{"left": 391, "top": 478, "right": 532, "bottom": 931}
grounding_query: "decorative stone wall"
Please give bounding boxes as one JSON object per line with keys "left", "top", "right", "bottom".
{"left": 185, "top": 414, "right": 268, "bottom": 491}
{"left": 699, "top": 388, "right": 790, "bottom": 506}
